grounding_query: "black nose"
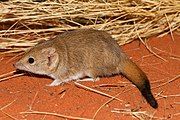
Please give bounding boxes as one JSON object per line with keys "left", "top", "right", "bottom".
{"left": 13, "top": 62, "right": 18, "bottom": 68}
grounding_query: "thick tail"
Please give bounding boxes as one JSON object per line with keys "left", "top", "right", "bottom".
{"left": 120, "top": 57, "right": 158, "bottom": 109}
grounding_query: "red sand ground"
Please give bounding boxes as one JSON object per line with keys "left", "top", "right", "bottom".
{"left": 0, "top": 33, "right": 179, "bottom": 120}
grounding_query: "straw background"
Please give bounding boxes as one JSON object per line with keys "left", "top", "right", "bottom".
{"left": 0, "top": 0, "right": 179, "bottom": 54}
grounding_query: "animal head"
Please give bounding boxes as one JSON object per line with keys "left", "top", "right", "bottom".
{"left": 14, "top": 47, "right": 59, "bottom": 75}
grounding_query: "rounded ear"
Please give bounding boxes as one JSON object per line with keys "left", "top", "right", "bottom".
{"left": 42, "top": 47, "right": 59, "bottom": 71}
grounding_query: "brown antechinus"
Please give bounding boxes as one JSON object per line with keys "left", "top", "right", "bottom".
{"left": 14, "top": 29, "right": 158, "bottom": 108}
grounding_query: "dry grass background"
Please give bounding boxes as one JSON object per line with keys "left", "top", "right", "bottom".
{"left": 0, "top": 0, "right": 179, "bottom": 54}
{"left": 0, "top": 0, "right": 180, "bottom": 119}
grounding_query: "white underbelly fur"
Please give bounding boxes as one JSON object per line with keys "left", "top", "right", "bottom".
{"left": 68, "top": 71, "right": 86, "bottom": 80}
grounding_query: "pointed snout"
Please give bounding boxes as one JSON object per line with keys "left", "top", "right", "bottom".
{"left": 13, "top": 62, "right": 19, "bottom": 68}
{"left": 13, "top": 61, "right": 23, "bottom": 70}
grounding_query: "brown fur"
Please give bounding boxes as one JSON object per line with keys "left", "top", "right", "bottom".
{"left": 15, "top": 29, "right": 158, "bottom": 108}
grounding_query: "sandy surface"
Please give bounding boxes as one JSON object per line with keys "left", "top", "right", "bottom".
{"left": 0, "top": 33, "right": 179, "bottom": 120}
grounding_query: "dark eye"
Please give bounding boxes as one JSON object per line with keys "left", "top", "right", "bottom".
{"left": 28, "top": 57, "right": 35, "bottom": 64}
